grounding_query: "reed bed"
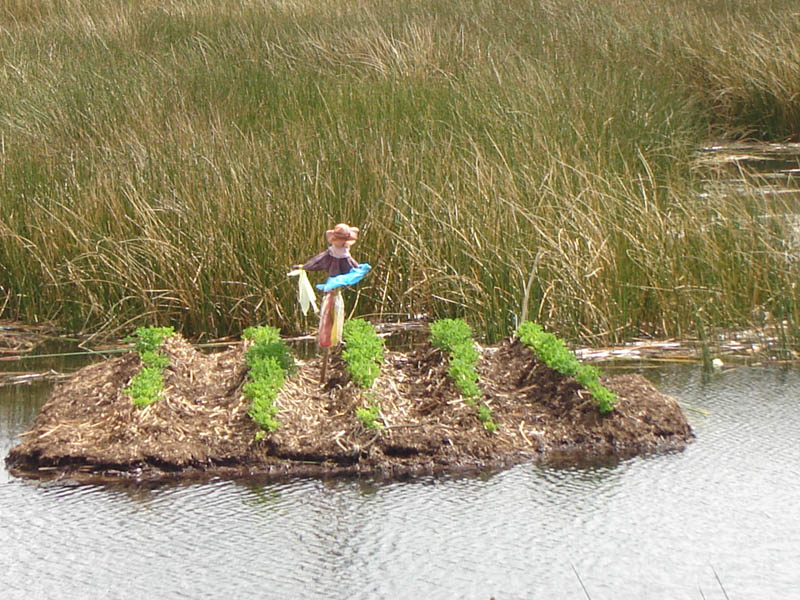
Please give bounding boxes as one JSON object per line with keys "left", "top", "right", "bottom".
{"left": 1, "top": 0, "right": 799, "bottom": 345}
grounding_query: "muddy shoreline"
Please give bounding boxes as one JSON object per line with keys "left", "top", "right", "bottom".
{"left": 5, "top": 335, "right": 693, "bottom": 482}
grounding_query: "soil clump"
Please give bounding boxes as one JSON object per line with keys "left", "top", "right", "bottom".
{"left": 6, "top": 335, "right": 693, "bottom": 481}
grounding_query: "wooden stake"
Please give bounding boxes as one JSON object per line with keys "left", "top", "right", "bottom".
{"left": 320, "top": 346, "right": 330, "bottom": 385}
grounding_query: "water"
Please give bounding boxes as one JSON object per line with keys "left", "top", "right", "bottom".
{"left": 1, "top": 357, "right": 799, "bottom": 600}
{"left": 699, "top": 141, "right": 800, "bottom": 193}
{"left": 698, "top": 142, "right": 800, "bottom": 220}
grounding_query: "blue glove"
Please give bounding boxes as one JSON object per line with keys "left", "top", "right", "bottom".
{"left": 316, "top": 263, "right": 372, "bottom": 292}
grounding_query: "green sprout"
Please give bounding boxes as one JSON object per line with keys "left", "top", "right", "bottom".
{"left": 356, "top": 397, "right": 383, "bottom": 430}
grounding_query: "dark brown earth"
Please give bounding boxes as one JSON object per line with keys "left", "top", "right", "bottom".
{"left": 5, "top": 335, "right": 693, "bottom": 481}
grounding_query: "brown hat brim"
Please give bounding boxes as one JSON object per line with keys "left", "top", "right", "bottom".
{"left": 326, "top": 225, "right": 359, "bottom": 243}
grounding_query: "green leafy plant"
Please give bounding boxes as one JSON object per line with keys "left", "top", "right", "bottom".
{"left": 244, "top": 359, "right": 284, "bottom": 435}
{"left": 124, "top": 367, "right": 164, "bottom": 409}
{"left": 447, "top": 352, "right": 481, "bottom": 400}
{"left": 477, "top": 403, "right": 498, "bottom": 434}
{"left": 429, "top": 318, "right": 497, "bottom": 433}
{"left": 125, "top": 326, "right": 175, "bottom": 355}
{"left": 242, "top": 326, "right": 294, "bottom": 435}
{"left": 342, "top": 319, "right": 385, "bottom": 389}
{"left": 139, "top": 350, "right": 170, "bottom": 370}
{"left": 430, "top": 319, "right": 482, "bottom": 400}
{"left": 342, "top": 319, "right": 386, "bottom": 430}
{"left": 123, "top": 326, "right": 175, "bottom": 408}
{"left": 430, "top": 318, "right": 474, "bottom": 354}
{"left": 243, "top": 325, "right": 296, "bottom": 375}
{"left": 517, "top": 321, "right": 617, "bottom": 413}
{"left": 356, "top": 395, "right": 383, "bottom": 430}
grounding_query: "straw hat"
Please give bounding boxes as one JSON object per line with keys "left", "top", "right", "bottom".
{"left": 326, "top": 223, "right": 359, "bottom": 245}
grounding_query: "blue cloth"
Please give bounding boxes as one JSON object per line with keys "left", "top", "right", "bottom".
{"left": 316, "top": 263, "right": 371, "bottom": 292}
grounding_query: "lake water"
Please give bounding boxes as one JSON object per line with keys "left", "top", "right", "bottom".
{"left": 1, "top": 357, "right": 799, "bottom": 599}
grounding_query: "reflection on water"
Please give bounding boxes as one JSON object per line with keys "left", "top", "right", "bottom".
{"left": 2, "top": 361, "right": 800, "bottom": 599}
{"left": 0, "top": 382, "right": 52, "bottom": 484}
{"left": 699, "top": 142, "right": 800, "bottom": 194}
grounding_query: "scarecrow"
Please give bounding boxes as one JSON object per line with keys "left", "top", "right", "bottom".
{"left": 288, "top": 223, "right": 371, "bottom": 382}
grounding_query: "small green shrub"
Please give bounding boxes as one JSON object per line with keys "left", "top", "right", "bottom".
{"left": 448, "top": 354, "right": 481, "bottom": 400}
{"left": 342, "top": 319, "right": 385, "bottom": 389}
{"left": 125, "top": 326, "right": 175, "bottom": 356}
{"left": 243, "top": 325, "right": 296, "bottom": 375}
{"left": 575, "top": 364, "right": 601, "bottom": 387}
{"left": 430, "top": 319, "right": 474, "bottom": 354}
{"left": 139, "top": 349, "right": 170, "bottom": 370}
{"left": 516, "top": 322, "right": 581, "bottom": 375}
{"left": 585, "top": 380, "right": 617, "bottom": 414}
{"left": 242, "top": 326, "right": 295, "bottom": 434}
{"left": 356, "top": 400, "right": 382, "bottom": 430}
{"left": 342, "top": 320, "right": 385, "bottom": 430}
{"left": 123, "top": 325, "right": 175, "bottom": 408}
{"left": 430, "top": 320, "right": 482, "bottom": 400}
{"left": 429, "top": 318, "right": 496, "bottom": 433}
{"left": 477, "top": 403, "right": 498, "bottom": 434}
{"left": 124, "top": 367, "right": 164, "bottom": 409}
{"left": 517, "top": 321, "right": 617, "bottom": 414}
{"left": 244, "top": 357, "right": 285, "bottom": 433}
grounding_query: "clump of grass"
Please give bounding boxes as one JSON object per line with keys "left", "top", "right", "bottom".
{"left": 342, "top": 319, "right": 385, "bottom": 388}
{"left": 242, "top": 325, "right": 294, "bottom": 436}
{"left": 123, "top": 325, "right": 175, "bottom": 408}
{"left": 517, "top": 321, "right": 617, "bottom": 414}
{"left": 430, "top": 318, "right": 497, "bottom": 433}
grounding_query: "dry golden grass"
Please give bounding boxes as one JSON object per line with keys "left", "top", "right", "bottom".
{"left": 1, "top": 0, "right": 799, "bottom": 345}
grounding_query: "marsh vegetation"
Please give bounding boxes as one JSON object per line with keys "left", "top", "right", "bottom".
{"left": 1, "top": 0, "right": 799, "bottom": 346}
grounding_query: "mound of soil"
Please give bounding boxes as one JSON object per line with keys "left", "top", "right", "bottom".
{"left": 5, "top": 336, "right": 693, "bottom": 481}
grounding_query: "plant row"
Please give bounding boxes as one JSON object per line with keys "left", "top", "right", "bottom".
{"left": 342, "top": 319, "right": 385, "bottom": 430}
{"left": 122, "top": 319, "right": 613, "bottom": 437}
{"left": 430, "top": 319, "right": 497, "bottom": 434}
{"left": 242, "top": 325, "right": 296, "bottom": 437}
{"left": 123, "top": 326, "right": 175, "bottom": 408}
{"left": 516, "top": 322, "right": 617, "bottom": 414}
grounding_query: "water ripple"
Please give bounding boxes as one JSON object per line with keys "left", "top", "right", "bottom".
{"left": 3, "top": 365, "right": 800, "bottom": 599}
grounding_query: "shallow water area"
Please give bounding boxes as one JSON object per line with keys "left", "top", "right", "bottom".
{"left": 2, "top": 351, "right": 800, "bottom": 598}
{"left": 699, "top": 141, "right": 800, "bottom": 190}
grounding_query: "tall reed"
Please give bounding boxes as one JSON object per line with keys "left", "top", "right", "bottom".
{"left": 1, "top": 0, "right": 798, "bottom": 345}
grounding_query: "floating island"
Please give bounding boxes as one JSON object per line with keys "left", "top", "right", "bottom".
{"left": 6, "top": 329, "right": 693, "bottom": 482}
